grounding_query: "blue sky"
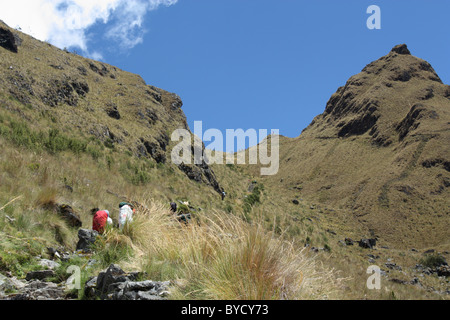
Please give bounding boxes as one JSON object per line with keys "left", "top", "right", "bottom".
{"left": 1, "top": 1, "right": 449, "bottom": 151}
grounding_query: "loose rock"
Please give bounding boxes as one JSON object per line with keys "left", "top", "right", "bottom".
{"left": 76, "top": 229, "right": 98, "bottom": 252}
{"left": 25, "top": 270, "right": 55, "bottom": 282}
{"left": 358, "top": 238, "right": 377, "bottom": 249}
{"left": 86, "top": 264, "right": 171, "bottom": 300}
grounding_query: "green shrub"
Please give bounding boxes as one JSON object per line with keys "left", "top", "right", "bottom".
{"left": 27, "top": 163, "right": 40, "bottom": 171}
{"left": 106, "top": 155, "right": 114, "bottom": 170}
{"left": 45, "top": 129, "right": 87, "bottom": 154}
{"left": 104, "top": 138, "right": 115, "bottom": 150}
{"left": 224, "top": 204, "right": 233, "bottom": 213}
{"left": 243, "top": 184, "right": 264, "bottom": 213}
{"left": 120, "top": 160, "right": 152, "bottom": 186}
{"left": 131, "top": 167, "right": 150, "bottom": 185}
{"left": 0, "top": 117, "right": 89, "bottom": 155}
{"left": 420, "top": 254, "right": 447, "bottom": 268}
{"left": 87, "top": 145, "right": 103, "bottom": 161}
{"left": 94, "top": 240, "right": 132, "bottom": 269}
{"left": 9, "top": 120, "right": 44, "bottom": 150}
{"left": 0, "top": 243, "right": 40, "bottom": 277}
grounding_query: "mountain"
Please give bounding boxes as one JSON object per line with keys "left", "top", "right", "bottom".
{"left": 0, "top": 20, "right": 223, "bottom": 196}
{"left": 254, "top": 44, "right": 450, "bottom": 248}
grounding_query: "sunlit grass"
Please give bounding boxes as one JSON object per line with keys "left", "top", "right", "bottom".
{"left": 112, "top": 200, "right": 343, "bottom": 300}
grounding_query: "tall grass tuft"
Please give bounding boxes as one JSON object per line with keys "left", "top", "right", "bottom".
{"left": 117, "top": 199, "right": 341, "bottom": 300}
{"left": 35, "top": 187, "right": 58, "bottom": 209}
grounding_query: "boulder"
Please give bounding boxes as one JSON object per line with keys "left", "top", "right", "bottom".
{"left": 358, "top": 238, "right": 377, "bottom": 249}
{"left": 0, "top": 27, "right": 19, "bottom": 53}
{"left": 89, "top": 62, "right": 109, "bottom": 77}
{"left": 106, "top": 104, "right": 121, "bottom": 120}
{"left": 177, "top": 160, "right": 223, "bottom": 195}
{"left": 96, "top": 264, "right": 127, "bottom": 299}
{"left": 71, "top": 80, "right": 89, "bottom": 97}
{"left": 0, "top": 274, "right": 26, "bottom": 298}
{"left": 25, "top": 270, "right": 55, "bottom": 281}
{"left": 7, "top": 280, "right": 66, "bottom": 300}
{"left": 391, "top": 44, "right": 411, "bottom": 55}
{"left": 436, "top": 265, "right": 450, "bottom": 277}
{"left": 142, "top": 139, "right": 166, "bottom": 164}
{"left": 38, "top": 259, "right": 60, "bottom": 270}
{"left": 42, "top": 79, "right": 79, "bottom": 107}
{"left": 76, "top": 229, "right": 98, "bottom": 252}
{"left": 344, "top": 238, "right": 354, "bottom": 246}
{"left": 84, "top": 277, "right": 98, "bottom": 299}
{"left": 87, "top": 264, "right": 170, "bottom": 300}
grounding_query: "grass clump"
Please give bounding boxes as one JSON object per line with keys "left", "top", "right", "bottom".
{"left": 243, "top": 183, "right": 264, "bottom": 213}
{"left": 0, "top": 234, "right": 47, "bottom": 278}
{"left": 120, "top": 160, "right": 152, "bottom": 186}
{"left": 0, "top": 114, "right": 89, "bottom": 155}
{"left": 91, "top": 229, "right": 134, "bottom": 269}
{"left": 420, "top": 254, "right": 447, "bottom": 269}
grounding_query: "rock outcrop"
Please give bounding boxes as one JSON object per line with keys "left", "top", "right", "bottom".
{"left": 6, "top": 280, "right": 67, "bottom": 300}
{"left": 84, "top": 264, "right": 170, "bottom": 300}
{"left": 58, "top": 204, "right": 82, "bottom": 228}
{"left": 0, "top": 26, "right": 20, "bottom": 53}
{"left": 76, "top": 229, "right": 98, "bottom": 252}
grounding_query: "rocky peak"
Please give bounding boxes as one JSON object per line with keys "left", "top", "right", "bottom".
{"left": 390, "top": 44, "right": 411, "bottom": 55}
{"left": 304, "top": 44, "right": 448, "bottom": 146}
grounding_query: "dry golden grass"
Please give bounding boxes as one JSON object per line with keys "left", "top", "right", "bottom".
{"left": 110, "top": 199, "right": 344, "bottom": 300}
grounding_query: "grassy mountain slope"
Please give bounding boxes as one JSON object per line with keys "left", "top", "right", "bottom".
{"left": 0, "top": 19, "right": 236, "bottom": 209}
{"left": 246, "top": 44, "right": 449, "bottom": 250}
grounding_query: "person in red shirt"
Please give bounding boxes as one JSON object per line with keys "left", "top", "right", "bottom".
{"left": 93, "top": 210, "right": 112, "bottom": 234}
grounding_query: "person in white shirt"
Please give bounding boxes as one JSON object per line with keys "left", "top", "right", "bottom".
{"left": 118, "top": 202, "right": 134, "bottom": 230}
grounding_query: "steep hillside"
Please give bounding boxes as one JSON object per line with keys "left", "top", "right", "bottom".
{"left": 0, "top": 20, "right": 224, "bottom": 197}
{"left": 252, "top": 44, "right": 449, "bottom": 249}
{"left": 0, "top": 20, "right": 257, "bottom": 260}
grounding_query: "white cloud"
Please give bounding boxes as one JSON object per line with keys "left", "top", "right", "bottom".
{"left": 0, "top": 0, "right": 178, "bottom": 58}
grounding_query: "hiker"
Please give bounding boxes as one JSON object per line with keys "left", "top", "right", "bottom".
{"left": 170, "top": 202, "right": 177, "bottom": 213}
{"left": 118, "top": 202, "right": 134, "bottom": 229}
{"left": 221, "top": 191, "right": 226, "bottom": 201}
{"left": 92, "top": 209, "right": 113, "bottom": 234}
